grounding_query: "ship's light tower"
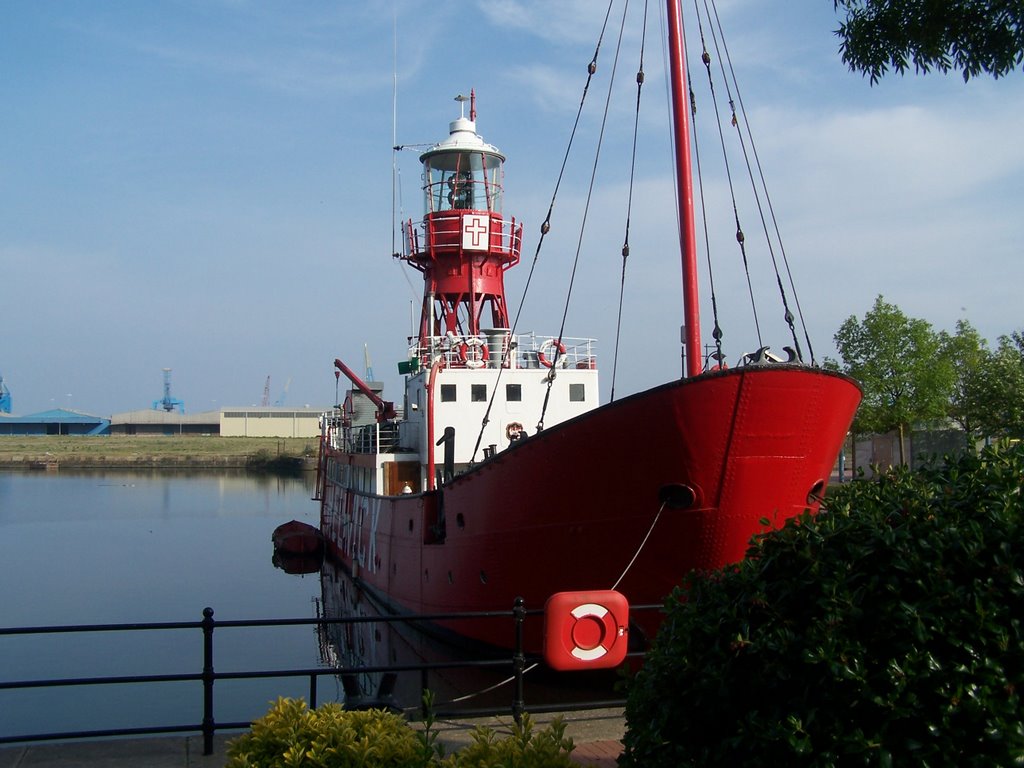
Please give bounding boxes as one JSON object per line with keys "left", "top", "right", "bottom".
{"left": 402, "top": 92, "right": 522, "bottom": 359}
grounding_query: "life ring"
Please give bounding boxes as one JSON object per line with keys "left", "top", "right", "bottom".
{"left": 505, "top": 422, "right": 524, "bottom": 441}
{"left": 537, "top": 339, "right": 567, "bottom": 368}
{"left": 543, "top": 590, "right": 629, "bottom": 671}
{"left": 457, "top": 337, "right": 489, "bottom": 369}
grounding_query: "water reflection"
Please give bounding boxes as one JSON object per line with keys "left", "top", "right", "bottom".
{"left": 312, "top": 559, "right": 623, "bottom": 716}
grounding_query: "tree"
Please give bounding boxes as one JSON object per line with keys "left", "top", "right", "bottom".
{"left": 943, "top": 318, "right": 989, "bottom": 438}
{"left": 834, "top": 0, "right": 1024, "bottom": 82}
{"left": 832, "top": 295, "right": 953, "bottom": 464}
{"left": 970, "top": 333, "right": 1024, "bottom": 440}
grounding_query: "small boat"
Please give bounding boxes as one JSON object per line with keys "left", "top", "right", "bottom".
{"left": 315, "top": 0, "right": 861, "bottom": 653}
{"left": 272, "top": 520, "right": 323, "bottom": 556}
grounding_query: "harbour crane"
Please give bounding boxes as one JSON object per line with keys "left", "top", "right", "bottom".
{"left": 152, "top": 368, "right": 185, "bottom": 413}
{"left": 0, "top": 371, "right": 11, "bottom": 413}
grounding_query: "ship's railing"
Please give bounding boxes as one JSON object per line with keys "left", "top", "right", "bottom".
{"left": 321, "top": 411, "right": 403, "bottom": 455}
{"left": 403, "top": 212, "right": 522, "bottom": 265}
{"left": 0, "top": 602, "right": 659, "bottom": 754}
{"left": 410, "top": 333, "right": 598, "bottom": 371}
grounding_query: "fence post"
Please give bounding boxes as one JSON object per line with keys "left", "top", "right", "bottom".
{"left": 201, "top": 607, "right": 216, "bottom": 756}
{"left": 512, "top": 597, "right": 526, "bottom": 724}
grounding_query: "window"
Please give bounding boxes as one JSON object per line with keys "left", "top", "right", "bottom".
{"left": 471, "top": 384, "right": 487, "bottom": 402}
{"left": 569, "top": 383, "right": 585, "bottom": 402}
{"left": 506, "top": 383, "right": 522, "bottom": 402}
{"left": 440, "top": 384, "right": 456, "bottom": 402}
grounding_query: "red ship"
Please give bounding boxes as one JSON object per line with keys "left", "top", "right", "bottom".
{"left": 317, "top": 0, "right": 861, "bottom": 653}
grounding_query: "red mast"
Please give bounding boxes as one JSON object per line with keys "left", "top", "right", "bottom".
{"left": 403, "top": 94, "right": 522, "bottom": 356}
{"left": 666, "top": 0, "right": 702, "bottom": 378}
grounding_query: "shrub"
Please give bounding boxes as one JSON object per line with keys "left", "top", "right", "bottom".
{"left": 621, "top": 444, "right": 1024, "bottom": 767}
{"left": 226, "top": 698, "right": 428, "bottom": 767}
{"left": 226, "top": 696, "right": 577, "bottom": 767}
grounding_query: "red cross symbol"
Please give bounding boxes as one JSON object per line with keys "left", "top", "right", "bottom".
{"left": 461, "top": 214, "right": 489, "bottom": 250}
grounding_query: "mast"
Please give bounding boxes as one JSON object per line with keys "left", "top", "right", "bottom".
{"left": 666, "top": 0, "right": 702, "bottom": 378}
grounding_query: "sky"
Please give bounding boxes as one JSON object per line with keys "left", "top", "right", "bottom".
{"left": 2, "top": 1, "right": 1022, "bottom": 418}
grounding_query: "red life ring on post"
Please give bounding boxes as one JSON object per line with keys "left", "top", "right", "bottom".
{"left": 537, "top": 339, "right": 566, "bottom": 368}
{"left": 543, "top": 590, "right": 629, "bottom": 671}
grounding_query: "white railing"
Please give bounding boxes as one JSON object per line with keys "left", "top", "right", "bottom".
{"left": 407, "top": 332, "right": 597, "bottom": 371}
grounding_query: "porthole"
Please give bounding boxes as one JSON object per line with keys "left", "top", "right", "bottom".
{"left": 807, "top": 479, "right": 826, "bottom": 505}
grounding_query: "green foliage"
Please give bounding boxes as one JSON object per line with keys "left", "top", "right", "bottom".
{"left": 444, "top": 715, "right": 576, "bottom": 768}
{"left": 226, "top": 696, "right": 577, "bottom": 768}
{"left": 834, "top": 0, "right": 1024, "bottom": 83}
{"left": 226, "top": 698, "right": 425, "bottom": 767}
{"left": 621, "top": 444, "right": 1024, "bottom": 767}
{"left": 833, "top": 295, "right": 953, "bottom": 458}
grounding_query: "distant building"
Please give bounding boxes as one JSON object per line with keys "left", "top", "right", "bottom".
{"left": 110, "top": 407, "right": 325, "bottom": 438}
{"left": 109, "top": 409, "right": 220, "bottom": 436}
{"left": 1, "top": 406, "right": 328, "bottom": 439}
{"left": 0, "top": 409, "right": 110, "bottom": 436}
{"left": 219, "top": 407, "right": 324, "bottom": 438}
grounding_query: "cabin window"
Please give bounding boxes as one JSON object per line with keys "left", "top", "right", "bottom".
{"left": 506, "top": 383, "right": 522, "bottom": 402}
{"left": 569, "top": 383, "right": 585, "bottom": 402}
{"left": 472, "top": 384, "right": 487, "bottom": 402}
{"left": 440, "top": 384, "right": 456, "bottom": 402}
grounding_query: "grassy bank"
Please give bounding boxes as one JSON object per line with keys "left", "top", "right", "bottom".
{"left": 0, "top": 435, "right": 318, "bottom": 469}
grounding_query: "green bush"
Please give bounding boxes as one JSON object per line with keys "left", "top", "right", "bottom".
{"left": 226, "top": 698, "right": 427, "bottom": 767}
{"left": 621, "top": 444, "right": 1024, "bottom": 767}
{"left": 225, "top": 696, "right": 577, "bottom": 767}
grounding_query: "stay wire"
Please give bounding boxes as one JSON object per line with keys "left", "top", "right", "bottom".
{"left": 610, "top": 0, "right": 649, "bottom": 404}
{"left": 539, "top": 0, "right": 629, "bottom": 432}
{"left": 469, "top": 1, "right": 616, "bottom": 458}
{"left": 708, "top": 0, "right": 814, "bottom": 363}
{"left": 611, "top": 501, "right": 666, "bottom": 591}
{"left": 692, "top": 0, "right": 763, "bottom": 351}
{"left": 683, "top": 6, "right": 724, "bottom": 369}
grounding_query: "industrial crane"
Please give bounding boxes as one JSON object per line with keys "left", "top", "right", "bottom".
{"left": 152, "top": 368, "right": 185, "bottom": 413}
{"left": 0, "top": 371, "right": 11, "bottom": 413}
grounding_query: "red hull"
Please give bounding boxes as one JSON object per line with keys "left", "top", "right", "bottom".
{"left": 320, "top": 365, "right": 860, "bottom": 651}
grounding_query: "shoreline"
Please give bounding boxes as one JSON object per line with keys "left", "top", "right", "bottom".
{"left": 0, "top": 435, "right": 318, "bottom": 472}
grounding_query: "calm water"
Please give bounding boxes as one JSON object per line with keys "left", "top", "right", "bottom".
{"left": 0, "top": 469, "right": 326, "bottom": 740}
{"left": 0, "top": 469, "right": 621, "bottom": 742}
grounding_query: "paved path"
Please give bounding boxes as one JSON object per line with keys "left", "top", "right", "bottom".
{"left": 0, "top": 708, "right": 625, "bottom": 767}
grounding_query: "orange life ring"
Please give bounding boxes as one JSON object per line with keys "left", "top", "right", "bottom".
{"left": 537, "top": 339, "right": 566, "bottom": 368}
{"left": 457, "top": 337, "right": 489, "bottom": 368}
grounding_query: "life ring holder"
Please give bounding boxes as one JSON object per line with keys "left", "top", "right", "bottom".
{"left": 457, "top": 337, "right": 489, "bottom": 369}
{"left": 537, "top": 339, "right": 567, "bottom": 369}
{"left": 543, "top": 590, "right": 629, "bottom": 671}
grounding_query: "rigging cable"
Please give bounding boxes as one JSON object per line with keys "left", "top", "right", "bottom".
{"left": 538, "top": 0, "right": 630, "bottom": 432}
{"left": 390, "top": 10, "right": 423, "bottom": 305}
{"left": 691, "top": 0, "right": 764, "bottom": 352}
{"left": 681, "top": 3, "right": 725, "bottom": 369}
{"left": 467, "top": 1, "right": 616, "bottom": 461}
{"left": 610, "top": 0, "right": 649, "bottom": 403}
{"left": 707, "top": 0, "right": 815, "bottom": 363}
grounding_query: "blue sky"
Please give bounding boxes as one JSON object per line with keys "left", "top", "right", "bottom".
{"left": 2, "top": 1, "right": 1022, "bottom": 417}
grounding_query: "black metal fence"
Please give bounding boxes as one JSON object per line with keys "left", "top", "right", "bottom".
{"left": 0, "top": 600, "right": 656, "bottom": 755}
